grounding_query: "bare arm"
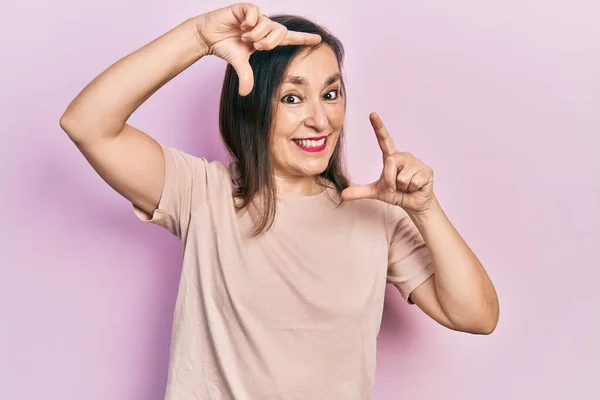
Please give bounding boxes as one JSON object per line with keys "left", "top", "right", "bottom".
{"left": 59, "top": 18, "right": 206, "bottom": 215}
{"left": 341, "top": 113, "right": 499, "bottom": 334}
{"left": 408, "top": 196, "right": 499, "bottom": 335}
{"left": 59, "top": 4, "right": 322, "bottom": 216}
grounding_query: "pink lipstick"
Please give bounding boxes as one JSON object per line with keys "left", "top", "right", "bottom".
{"left": 292, "top": 136, "right": 328, "bottom": 153}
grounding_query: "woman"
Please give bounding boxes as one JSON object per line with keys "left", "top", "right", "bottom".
{"left": 60, "top": 3, "right": 499, "bottom": 399}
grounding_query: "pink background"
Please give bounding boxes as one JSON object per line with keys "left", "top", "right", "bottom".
{"left": 1, "top": 0, "right": 599, "bottom": 399}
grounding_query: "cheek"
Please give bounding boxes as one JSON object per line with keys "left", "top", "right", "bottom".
{"left": 329, "top": 106, "right": 346, "bottom": 144}
{"left": 274, "top": 106, "right": 304, "bottom": 136}
{"left": 270, "top": 115, "right": 293, "bottom": 155}
{"left": 331, "top": 103, "right": 346, "bottom": 127}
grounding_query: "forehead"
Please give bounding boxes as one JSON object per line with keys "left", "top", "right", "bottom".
{"left": 284, "top": 45, "right": 340, "bottom": 83}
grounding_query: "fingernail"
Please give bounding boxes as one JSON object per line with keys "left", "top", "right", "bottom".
{"left": 388, "top": 186, "right": 395, "bottom": 192}
{"left": 254, "top": 43, "right": 263, "bottom": 50}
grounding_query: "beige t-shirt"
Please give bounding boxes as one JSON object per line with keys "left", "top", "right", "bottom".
{"left": 134, "top": 145, "right": 434, "bottom": 400}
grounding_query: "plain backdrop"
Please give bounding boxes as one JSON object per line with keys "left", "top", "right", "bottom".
{"left": 1, "top": 0, "right": 599, "bottom": 399}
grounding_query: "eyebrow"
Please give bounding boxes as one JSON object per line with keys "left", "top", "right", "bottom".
{"left": 283, "top": 73, "right": 341, "bottom": 87}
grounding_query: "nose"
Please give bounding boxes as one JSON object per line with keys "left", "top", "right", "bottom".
{"left": 304, "top": 99, "right": 329, "bottom": 133}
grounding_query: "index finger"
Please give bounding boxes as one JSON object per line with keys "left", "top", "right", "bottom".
{"left": 370, "top": 112, "right": 396, "bottom": 156}
{"left": 280, "top": 31, "right": 322, "bottom": 46}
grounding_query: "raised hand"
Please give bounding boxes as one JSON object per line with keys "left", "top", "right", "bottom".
{"left": 341, "top": 113, "right": 436, "bottom": 214}
{"left": 195, "top": 3, "right": 322, "bottom": 96}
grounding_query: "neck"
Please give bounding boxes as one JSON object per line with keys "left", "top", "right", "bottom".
{"left": 274, "top": 174, "right": 323, "bottom": 197}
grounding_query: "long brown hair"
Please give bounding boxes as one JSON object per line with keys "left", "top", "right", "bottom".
{"left": 219, "top": 14, "right": 350, "bottom": 236}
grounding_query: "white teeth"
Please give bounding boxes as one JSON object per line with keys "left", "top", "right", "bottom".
{"left": 295, "top": 138, "right": 326, "bottom": 148}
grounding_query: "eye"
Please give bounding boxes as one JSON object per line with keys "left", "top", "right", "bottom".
{"left": 281, "top": 94, "right": 301, "bottom": 104}
{"left": 323, "top": 89, "right": 339, "bottom": 101}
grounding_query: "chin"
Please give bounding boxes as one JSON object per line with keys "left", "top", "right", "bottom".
{"left": 296, "top": 159, "right": 331, "bottom": 177}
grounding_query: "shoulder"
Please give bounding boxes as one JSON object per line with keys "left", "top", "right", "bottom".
{"left": 162, "top": 145, "right": 231, "bottom": 180}
{"left": 337, "top": 193, "right": 391, "bottom": 227}
{"left": 340, "top": 195, "right": 412, "bottom": 240}
{"left": 159, "top": 145, "right": 236, "bottom": 205}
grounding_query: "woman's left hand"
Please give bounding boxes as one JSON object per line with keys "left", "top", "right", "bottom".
{"left": 341, "top": 113, "right": 436, "bottom": 215}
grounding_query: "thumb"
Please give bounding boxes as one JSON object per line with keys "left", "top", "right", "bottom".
{"left": 341, "top": 183, "right": 378, "bottom": 201}
{"left": 230, "top": 57, "right": 254, "bottom": 96}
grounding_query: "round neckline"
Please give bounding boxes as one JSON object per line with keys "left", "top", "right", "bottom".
{"left": 276, "top": 186, "right": 329, "bottom": 200}
{"left": 276, "top": 185, "right": 341, "bottom": 205}
{"left": 226, "top": 163, "right": 340, "bottom": 203}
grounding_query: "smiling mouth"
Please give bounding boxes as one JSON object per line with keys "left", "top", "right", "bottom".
{"left": 292, "top": 136, "right": 328, "bottom": 152}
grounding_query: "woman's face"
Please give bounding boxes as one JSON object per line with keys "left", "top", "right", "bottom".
{"left": 270, "top": 45, "right": 345, "bottom": 180}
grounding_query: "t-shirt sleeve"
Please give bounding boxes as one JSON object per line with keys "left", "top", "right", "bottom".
{"left": 132, "top": 144, "right": 224, "bottom": 239}
{"left": 386, "top": 204, "right": 435, "bottom": 304}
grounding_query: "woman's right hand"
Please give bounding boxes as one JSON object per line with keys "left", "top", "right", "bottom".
{"left": 195, "top": 3, "right": 322, "bottom": 96}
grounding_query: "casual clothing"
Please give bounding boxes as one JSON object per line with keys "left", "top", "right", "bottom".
{"left": 133, "top": 145, "right": 434, "bottom": 400}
